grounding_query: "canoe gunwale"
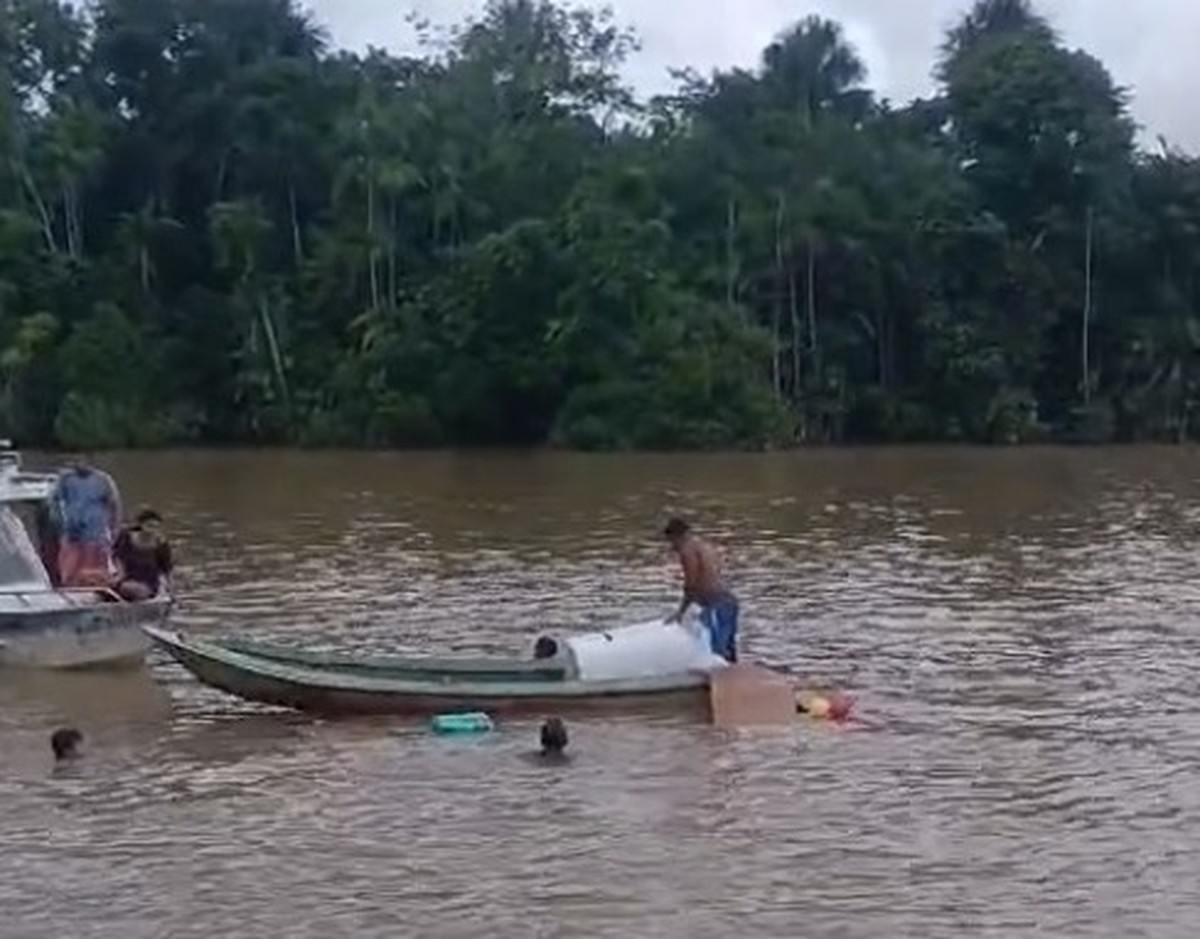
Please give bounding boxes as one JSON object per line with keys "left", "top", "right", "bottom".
{"left": 144, "top": 625, "right": 711, "bottom": 714}
{"left": 215, "top": 635, "right": 571, "bottom": 682}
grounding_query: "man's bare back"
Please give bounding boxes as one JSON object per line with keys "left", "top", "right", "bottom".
{"left": 677, "top": 535, "right": 726, "bottom": 608}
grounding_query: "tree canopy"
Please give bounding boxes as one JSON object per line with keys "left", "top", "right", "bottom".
{"left": 1, "top": 0, "right": 1197, "bottom": 449}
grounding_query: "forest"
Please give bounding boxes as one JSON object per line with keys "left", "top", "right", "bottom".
{"left": 2, "top": 0, "right": 1199, "bottom": 449}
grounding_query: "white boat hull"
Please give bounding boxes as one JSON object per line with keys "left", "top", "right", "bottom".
{"left": 0, "top": 597, "right": 170, "bottom": 669}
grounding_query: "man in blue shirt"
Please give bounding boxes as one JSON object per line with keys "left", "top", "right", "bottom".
{"left": 51, "top": 454, "right": 122, "bottom": 587}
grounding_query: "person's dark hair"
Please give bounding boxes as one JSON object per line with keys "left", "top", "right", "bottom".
{"left": 51, "top": 727, "right": 82, "bottom": 760}
{"left": 663, "top": 517, "right": 690, "bottom": 538}
{"left": 533, "top": 636, "right": 559, "bottom": 660}
{"left": 540, "top": 717, "right": 568, "bottom": 754}
{"left": 136, "top": 507, "right": 162, "bottom": 525}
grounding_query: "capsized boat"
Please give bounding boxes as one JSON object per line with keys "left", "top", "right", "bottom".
{"left": 0, "top": 444, "right": 171, "bottom": 669}
{"left": 143, "top": 615, "right": 733, "bottom": 717}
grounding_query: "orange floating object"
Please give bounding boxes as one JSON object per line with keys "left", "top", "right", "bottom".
{"left": 826, "top": 694, "right": 854, "bottom": 721}
{"left": 797, "top": 691, "right": 854, "bottom": 722}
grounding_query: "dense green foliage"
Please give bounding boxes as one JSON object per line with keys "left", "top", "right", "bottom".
{"left": 2, "top": 0, "right": 1199, "bottom": 449}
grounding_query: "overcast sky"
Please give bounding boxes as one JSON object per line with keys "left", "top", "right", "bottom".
{"left": 305, "top": 0, "right": 1199, "bottom": 152}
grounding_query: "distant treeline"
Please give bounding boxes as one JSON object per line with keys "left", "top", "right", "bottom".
{"left": 2, "top": 0, "right": 1198, "bottom": 450}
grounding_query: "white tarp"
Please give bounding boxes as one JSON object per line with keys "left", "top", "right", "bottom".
{"left": 563, "top": 612, "right": 729, "bottom": 682}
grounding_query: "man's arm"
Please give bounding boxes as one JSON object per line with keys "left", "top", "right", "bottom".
{"left": 50, "top": 476, "right": 67, "bottom": 528}
{"left": 103, "top": 472, "right": 123, "bottom": 535}
{"left": 158, "top": 541, "right": 174, "bottom": 575}
{"left": 112, "top": 529, "right": 129, "bottom": 574}
{"left": 158, "top": 542, "right": 175, "bottom": 594}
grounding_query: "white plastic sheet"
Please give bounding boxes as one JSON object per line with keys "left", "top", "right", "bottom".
{"left": 563, "top": 611, "right": 729, "bottom": 682}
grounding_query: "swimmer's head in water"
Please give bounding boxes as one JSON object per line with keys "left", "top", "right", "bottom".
{"left": 51, "top": 727, "right": 82, "bottom": 760}
{"left": 533, "top": 636, "right": 559, "bottom": 660}
{"left": 540, "top": 717, "right": 568, "bottom": 754}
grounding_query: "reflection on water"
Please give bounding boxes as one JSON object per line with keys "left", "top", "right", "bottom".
{"left": 4, "top": 447, "right": 1200, "bottom": 937}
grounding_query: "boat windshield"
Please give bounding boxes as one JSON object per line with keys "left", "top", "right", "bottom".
{"left": 0, "top": 506, "right": 50, "bottom": 590}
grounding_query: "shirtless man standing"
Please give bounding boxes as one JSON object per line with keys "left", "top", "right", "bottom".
{"left": 663, "top": 517, "right": 739, "bottom": 663}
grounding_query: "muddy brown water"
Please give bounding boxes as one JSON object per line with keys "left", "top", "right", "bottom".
{"left": 3, "top": 448, "right": 1200, "bottom": 938}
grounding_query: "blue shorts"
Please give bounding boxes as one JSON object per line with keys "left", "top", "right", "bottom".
{"left": 700, "top": 593, "right": 739, "bottom": 663}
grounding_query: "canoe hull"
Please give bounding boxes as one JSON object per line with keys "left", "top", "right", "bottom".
{"left": 146, "top": 626, "right": 712, "bottom": 718}
{"left": 0, "top": 597, "right": 171, "bottom": 669}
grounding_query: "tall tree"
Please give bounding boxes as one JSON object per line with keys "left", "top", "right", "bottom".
{"left": 0, "top": 0, "right": 1196, "bottom": 449}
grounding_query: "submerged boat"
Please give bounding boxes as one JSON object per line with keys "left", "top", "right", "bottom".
{"left": 143, "top": 616, "right": 731, "bottom": 717}
{"left": 0, "top": 445, "right": 171, "bottom": 669}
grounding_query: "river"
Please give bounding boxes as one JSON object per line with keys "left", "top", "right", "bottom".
{"left": 2, "top": 447, "right": 1200, "bottom": 938}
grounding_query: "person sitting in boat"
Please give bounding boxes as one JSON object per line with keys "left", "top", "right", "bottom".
{"left": 663, "top": 517, "right": 740, "bottom": 663}
{"left": 112, "top": 507, "right": 174, "bottom": 601}
{"left": 532, "top": 636, "right": 559, "bottom": 660}
{"left": 52, "top": 453, "right": 122, "bottom": 588}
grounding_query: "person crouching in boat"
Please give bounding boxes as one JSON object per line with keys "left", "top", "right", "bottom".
{"left": 112, "top": 508, "right": 174, "bottom": 601}
{"left": 663, "top": 517, "right": 739, "bottom": 663}
{"left": 52, "top": 454, "right": 122, "bottom": 588}
{"left": 532, "top": 636, "right": 559, "bottom": 660}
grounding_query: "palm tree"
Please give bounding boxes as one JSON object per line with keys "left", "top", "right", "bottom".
{"left": 938, "top": 0, "right": 1056, "bottom": 82}
{"left": 759, "top": 16, "right": 869, "bottom": 130}
{"left": 116, "top": 200, "right": 182, "bottom": 292}
{"left": 208, "top": 198, "right": 291, "bottom": 419}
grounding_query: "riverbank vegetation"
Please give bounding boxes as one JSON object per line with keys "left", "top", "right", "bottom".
{"left": 2, "top": 0, "right": 1199, "bottom": 449}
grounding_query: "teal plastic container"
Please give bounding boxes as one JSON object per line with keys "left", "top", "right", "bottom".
{"left": 430, "top": 711, "right": 495, "bottom": 735}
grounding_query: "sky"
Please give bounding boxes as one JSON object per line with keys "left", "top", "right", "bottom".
{"left": 305, "top": 0, "right": 1200, "bottom": 153}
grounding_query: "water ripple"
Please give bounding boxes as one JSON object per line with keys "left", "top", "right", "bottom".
{"left": 4, "top": 449, "right": 1200, "bottom": 937}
